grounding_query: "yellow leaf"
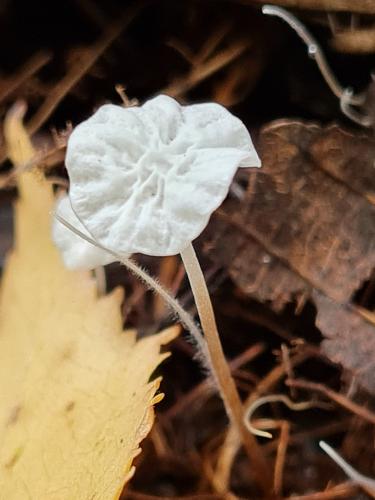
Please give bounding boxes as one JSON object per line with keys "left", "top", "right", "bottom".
{"left": 0, "top": 104, "right": 177, "bottom": 499}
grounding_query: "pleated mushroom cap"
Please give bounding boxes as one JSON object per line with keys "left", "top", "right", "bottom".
{"left": 65, "top": 95, "right": 261, "bottom": 256}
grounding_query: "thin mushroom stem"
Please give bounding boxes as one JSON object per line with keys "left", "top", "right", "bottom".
{"left": 54, "top": 213, "right": 210, "bottom": 369}
{"left": 180, "top": 243, "right": 271, "bottom": 492}
{"left": 56, "top": 214, "right": 271, "bottom": 493}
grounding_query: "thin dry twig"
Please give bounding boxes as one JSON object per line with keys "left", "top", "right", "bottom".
{"left": 213, "top": 351, "right": 310, "bottom": 493}
{"left": 0, "top": 51, "right": 52, "bottom": 104}
{"left": 286, "top": 378, "right": 375, "bottom": 425}
{"left": 194, "top": 22, "right": 233, "bottom": 65}
{"left": 263, "top": 420, "right": 351, "bottom": 453}
{"left": 281, "top": 344, "right": 297, "bottom": 398}
{"left": 273, "top": 421, "right": 290, "bottom": 496}
{"left": 0, "top": 2, "right": 147, "bottom": 169}
{"left": 280, "top": 481, "right": 358, "bottom": 500}
{"left": 27, "top": 2, "right": 147, "bottom": 135}
{"left": 167, "top": 22, "right": 232, "bottom": 67}
{"left": 162, "top": 40, "right": 249, "bottom": 98}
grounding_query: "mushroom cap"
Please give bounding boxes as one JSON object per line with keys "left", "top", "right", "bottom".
{"left": 52, "top": 194, "right": 114, "bottom": 270}
{"left": 66, "top": 94, "right": 261, "bottom": 256}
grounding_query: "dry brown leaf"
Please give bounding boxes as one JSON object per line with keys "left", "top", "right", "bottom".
{"left": 0, "top": 105, "right": 177, "bottom": 499}
{"left": 206, "top": 120, "right": 375, "bottom": 307}
{"left": 204, "top": 119, "right": 375, "bottom": 392}
{"left": 313, "top": 292, "right": 375, "bottom": 393}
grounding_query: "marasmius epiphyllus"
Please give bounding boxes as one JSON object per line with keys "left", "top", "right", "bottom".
{"left": 56, "top": 95, "right": 269, "bottom": 485}
{"left": 65, "top": 94, "right": 260, "bottom": 256}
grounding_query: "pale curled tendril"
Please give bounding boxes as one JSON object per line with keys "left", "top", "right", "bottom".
{"left": 262, "top": 5, "right": 372, "bottom": 127}
{"left": 244, "top": 394, "right": 329, "bottom": 439}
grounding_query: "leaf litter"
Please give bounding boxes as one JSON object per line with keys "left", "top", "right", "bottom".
{"left": 205, "top": 119, "right": 375, "bottom": 394}
{"left": 1, "top": 1, "right": 375, "bottom": 498}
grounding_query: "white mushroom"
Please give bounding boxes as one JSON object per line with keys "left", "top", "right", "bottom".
{"left": 65, "top": 94, "right": 260, "bottom": 256}
{"left": 55, "top": 94, "right": 267, "bottom": 481}
{"left": 52, "top": 194, "right": 113, "bottom": 270}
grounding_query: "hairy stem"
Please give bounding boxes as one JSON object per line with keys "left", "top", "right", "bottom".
{"left": 56, "top": 214, "right": 271, "bottom": 493}
{"left": 54, "top": 214, "right": 210, "bottom": 370}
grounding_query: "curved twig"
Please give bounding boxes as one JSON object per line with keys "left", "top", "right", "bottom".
{"left": 262, "top": 5, "right": 358, "bottom": 101}
{"left": 244, "top": 393, "right": 324, "bottom": 439}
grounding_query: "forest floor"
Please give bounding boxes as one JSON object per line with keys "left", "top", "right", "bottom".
{"left": 1, "top": 1, "right": 375, "bottom": 499}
